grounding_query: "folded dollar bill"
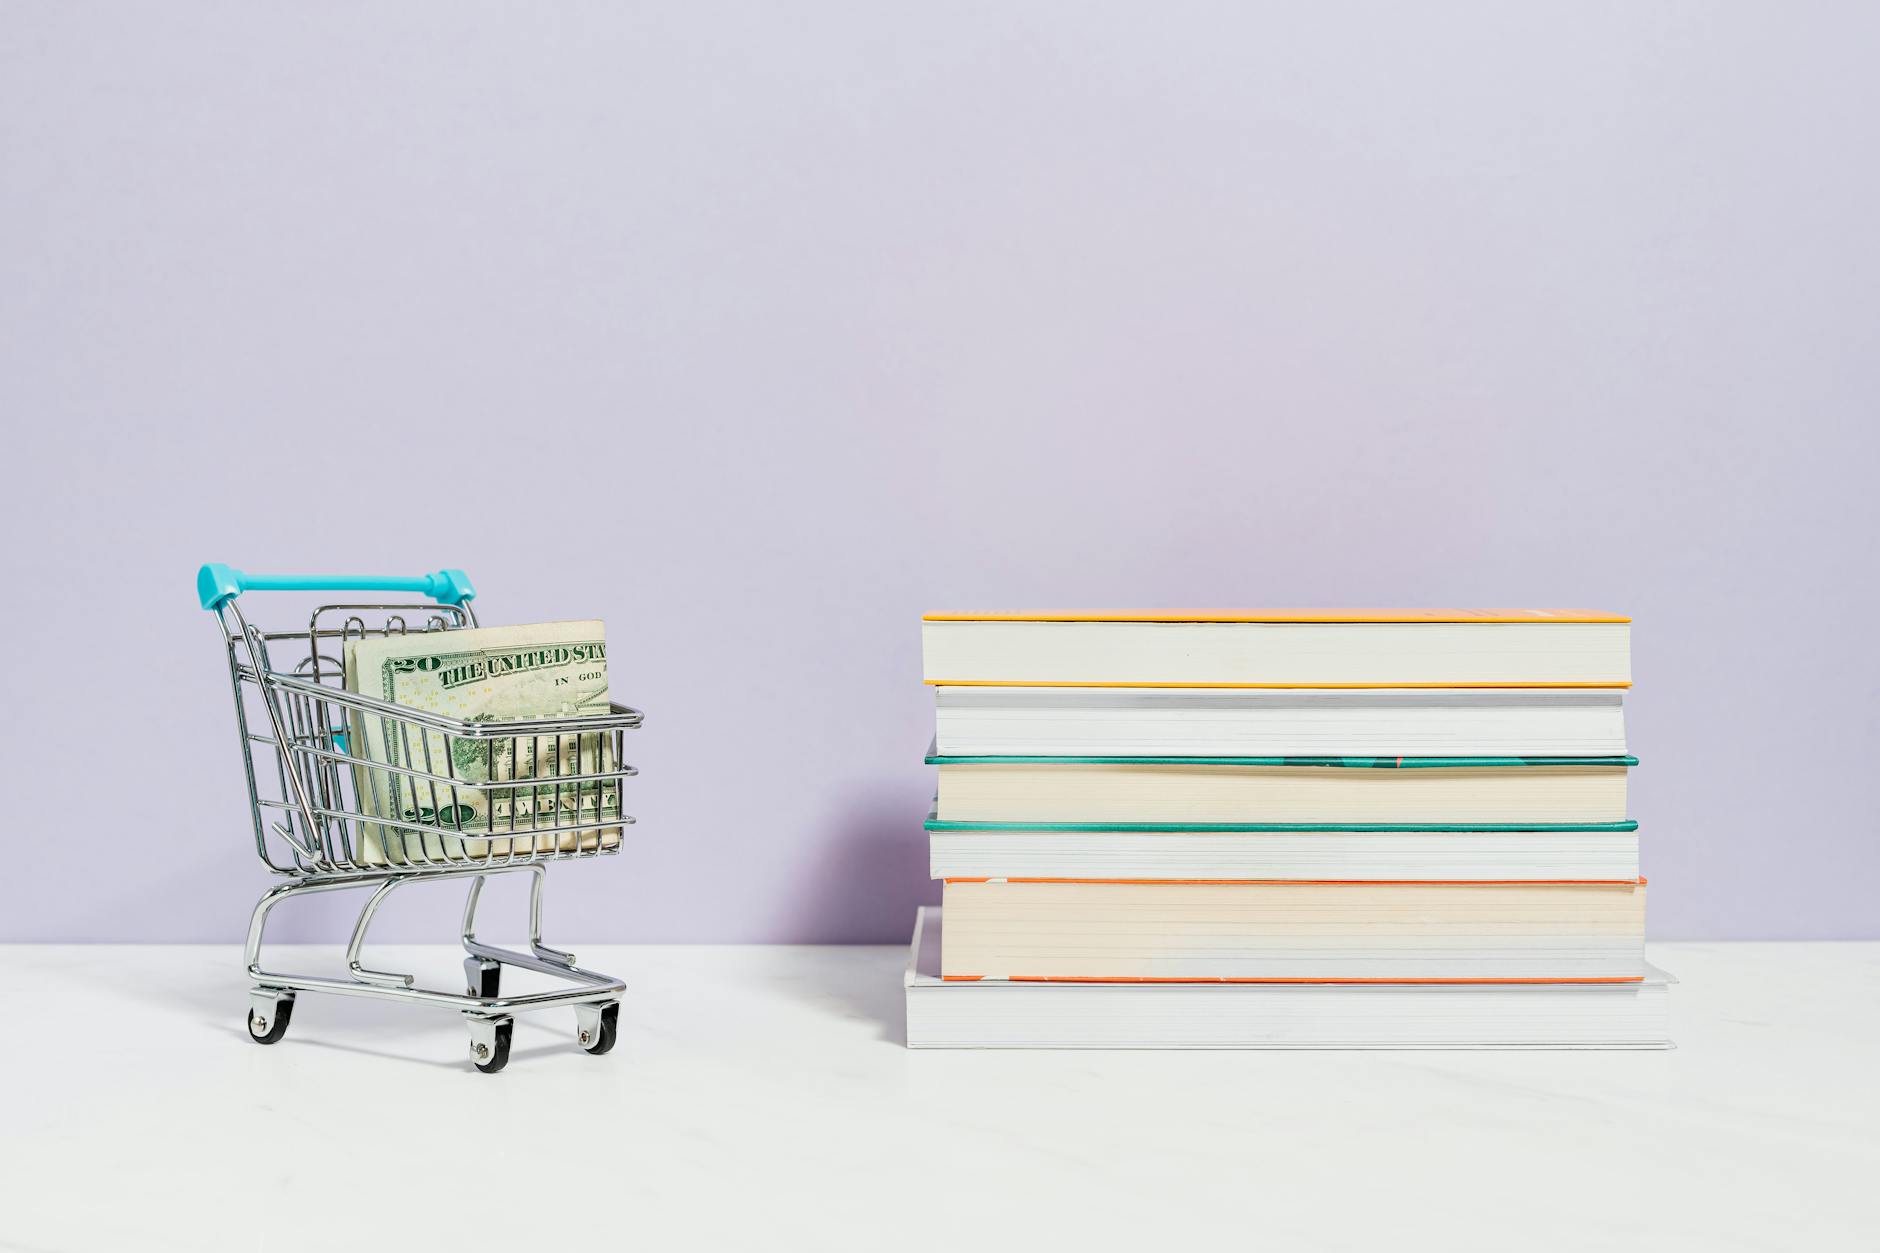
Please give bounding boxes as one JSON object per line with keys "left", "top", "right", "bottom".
{"left": 343, "top": 620, "right": 622, "bottom": 865}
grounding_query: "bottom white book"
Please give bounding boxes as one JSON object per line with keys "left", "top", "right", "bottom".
{"left": 904, "top": 907, "right": 1672, "bottom": 1050}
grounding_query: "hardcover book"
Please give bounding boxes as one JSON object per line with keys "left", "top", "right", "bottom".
{"left": 925, "top": 820, "right": 1641, "bottom": 881}
{"left": 933, "top": 686, "right": 1628, "bottom": 757}
{"left": 906, "top": 909, "right": 1672, "bottom": 1049}
{"left": 923, "top": 609, "right": 1632, "bottom": 688}
{"left": 927, "top": 754, "right": 1636, "bottom": 825}
{"left": 939, "top": 879, "right": 1649, "bottom": 982}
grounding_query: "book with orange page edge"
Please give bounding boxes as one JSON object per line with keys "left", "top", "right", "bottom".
{"left": 938, "top": 876, "right": 1648, "bottom": 985}
{"left": 903, "top": 907, "right": 1675, "bottom": 1050}
{"left": 922, "top": 609, "right": 1634, "bottom": 688}
{"left": 923, "top": 610, "right": 1632, "bottom": 622}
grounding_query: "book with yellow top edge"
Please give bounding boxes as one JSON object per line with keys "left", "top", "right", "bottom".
{"left": 922, "top": 609, "right": 1631, "bottom": 688}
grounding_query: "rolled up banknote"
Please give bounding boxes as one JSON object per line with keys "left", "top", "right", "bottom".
{"left": 343, "top": 620, "right": 621, "bottom": 864}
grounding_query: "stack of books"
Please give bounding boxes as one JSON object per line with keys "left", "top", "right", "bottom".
{"left": 904, "top": 610, "right": 1671, "bottom": 1049}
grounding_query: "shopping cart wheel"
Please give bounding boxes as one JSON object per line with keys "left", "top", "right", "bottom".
{"left": 465, "top": 957, "right": 501, "bottom": 1000}
{"left": 578, "top": 1001, "right": 620, "bottom": 1055}
{"left": 247, "top": 992, "right": 294, "bottom": 1045}
{"left": 468, "top": 1017, "right": 512, "bottom": 1074}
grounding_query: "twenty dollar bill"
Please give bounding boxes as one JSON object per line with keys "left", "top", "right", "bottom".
{"left": 343, "top": 620, "right": 621, "bottom": 864}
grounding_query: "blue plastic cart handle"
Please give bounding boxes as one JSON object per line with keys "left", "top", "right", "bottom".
{"left": 197, "top": 563, "right": 476, "bottom": 611}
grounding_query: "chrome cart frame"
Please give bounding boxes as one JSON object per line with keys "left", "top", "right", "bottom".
{"left": 198, "top": 563, "right": 642, "bottom": 1072}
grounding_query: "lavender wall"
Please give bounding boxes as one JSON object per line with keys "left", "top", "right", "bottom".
{"left": 4, "top": 3, "right": 1875, "bottom": 942}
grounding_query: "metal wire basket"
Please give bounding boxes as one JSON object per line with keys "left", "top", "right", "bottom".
{"left": 200, "top": 563, "right": 641, "bottom": 1072}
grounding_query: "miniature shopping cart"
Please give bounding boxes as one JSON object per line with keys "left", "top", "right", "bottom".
{"left": 198, "top": 563, "right": 641, "bottom": 1073}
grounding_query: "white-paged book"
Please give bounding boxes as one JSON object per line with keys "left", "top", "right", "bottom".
{"left": 933, "top": 687, "right": 1627, "bottom": 757}
{"left": 939, "top": 880, "right": 1648, "bottom": 981}
{"left": 921, "top": 610, "right": 1633, "bottom": 687}
{"left": 926, "top": 824, "right": 1642, "bottom": 882}
{"left": 904, "top": 908, "right": 1673, "bottom": 1049}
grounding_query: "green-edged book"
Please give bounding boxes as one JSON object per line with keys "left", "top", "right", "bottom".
{"left": 925, "top": 812, "right": 1640, "bottom": 882}
{"left": 927, "top": 754, "right": 1635, "bottom": 827}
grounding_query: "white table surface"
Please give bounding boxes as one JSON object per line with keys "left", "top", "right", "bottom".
{"left": 3, "top": 941, "right": 1876, "bottom": 1252}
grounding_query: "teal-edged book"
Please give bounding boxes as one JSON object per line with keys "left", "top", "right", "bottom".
{"left": 925, "top": 814, "right": 1640, "bottom": 882}
{"left": 927, "top": 754, "right": 1636, "bottom": 827}
{"left": 930, "top": 685, "right": 1629, "bottom": 758}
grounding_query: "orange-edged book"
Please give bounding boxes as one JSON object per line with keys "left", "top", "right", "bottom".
{"left": 922, "top": 609, "right": 1631, "bottom": 688}
{"left": 938, "top": 878, "right": 1647, "bottom": 983}
{"left": 906, "top": 908, "right": 1673, "bottom": 1048}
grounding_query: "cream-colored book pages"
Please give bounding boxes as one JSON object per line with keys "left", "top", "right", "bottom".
{"left": 931, "top": 687, "right": 1628, "bottom": 757}
{"left": 933, "top": 763, "right": 1628, "bottom": 824}
{"left": 940, "top": 881, "right": 1647, "bottom": 981}
{"left": 926, "top": 828, "right": 1641, "bottom": 882}
{"left": 905, "top": 908, "right": 1672, "bottom": 1048}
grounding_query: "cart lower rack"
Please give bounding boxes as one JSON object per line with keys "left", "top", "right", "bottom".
{"left": 199, "top": 564, "right": 642, "bottom": 1072}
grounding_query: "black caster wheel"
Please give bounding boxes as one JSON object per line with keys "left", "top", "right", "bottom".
{"left": 471, "top": 1019, "right": 513, "bottom": 1074}
{"left": 581, "top": 1002, "right": 620, "bottom": 1055}
{"left": 247, "top": 996, "right": 293, "bottom": 1045}
{"left": 466, "top": 958, "right": 501, "bottom": 1000}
